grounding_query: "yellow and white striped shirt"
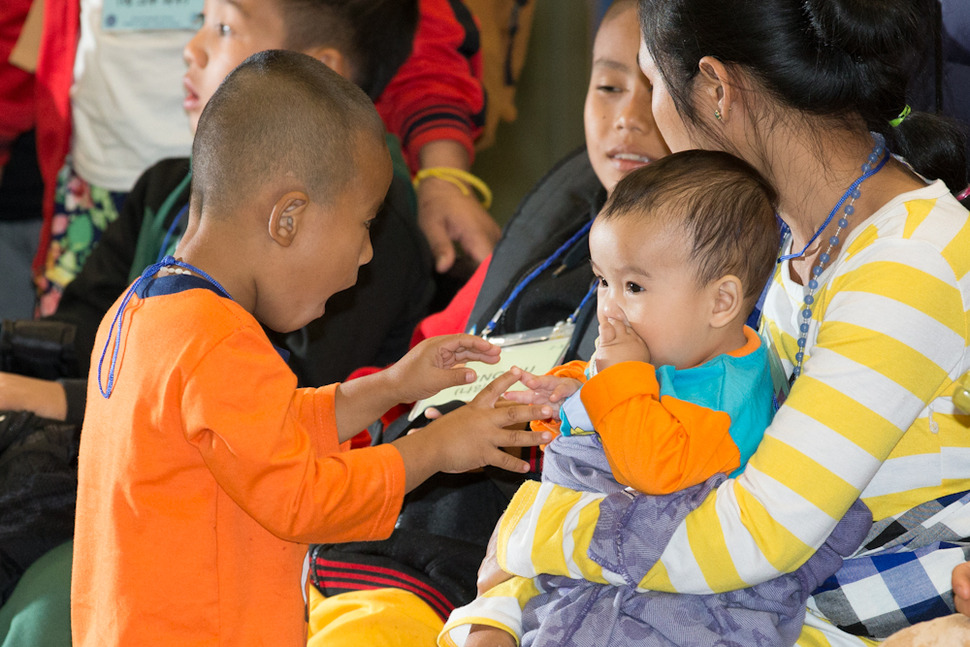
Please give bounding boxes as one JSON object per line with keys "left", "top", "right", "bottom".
{"left": 494, "top": 180, "right": 970, "bottom": 646}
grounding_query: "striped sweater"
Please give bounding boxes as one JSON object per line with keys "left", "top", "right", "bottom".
{"left": 492, "top": 180, "right": 970, "bottom": 646}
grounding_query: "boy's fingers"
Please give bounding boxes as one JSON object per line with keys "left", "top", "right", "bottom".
{"left": 496, "top": 425, "right": 552, "bottom": 449}
{"left": 482, "top": 448, "right": 531, "bottom": 473}
{"left": 450, "top": 334, "right": 499, "bottom": 353}
{"left": 435, "top": 366, "right": 477, "bottom": 390}
{"left": 496, "top": 404, "right": 554, "bottom": 432}
{"left": 453, "top": 349, "right": 501, "bottom": 366}
{"left": 471, "top": 369, "right": 524, "bottom": 406}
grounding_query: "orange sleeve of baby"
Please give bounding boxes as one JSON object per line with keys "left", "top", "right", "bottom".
{"left": 580, "top": 362, "right": 740, "bottom": 495}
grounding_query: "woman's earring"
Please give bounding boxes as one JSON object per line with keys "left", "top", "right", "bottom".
{"left": 714, "top": 108, "right": 723, "bottom": 122}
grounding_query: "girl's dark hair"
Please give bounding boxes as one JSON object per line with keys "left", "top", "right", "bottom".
{"left": 278, "top": 0, "right": 419, "bottom": 100}
{"left": 600, "top": 149, "right": 780, "bottom": 310}
{"left": 637, "top": 0, "right": 968, "bottom": 196}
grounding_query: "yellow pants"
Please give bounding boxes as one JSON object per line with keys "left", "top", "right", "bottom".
{"left": 308, "top": 586, "right": 444, "bottom": 646}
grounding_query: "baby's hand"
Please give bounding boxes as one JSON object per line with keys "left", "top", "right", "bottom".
{"left": 594, "top": 315, "right": 650, "bottom": 373}
{"left": 464, "top": 624, "right": 517, "bottom": 647}
{"left": 385, "top": 334, "right": 501, "bottom": 404}
{"left": 504, "top": 369, "right": 581, "bottom": 412}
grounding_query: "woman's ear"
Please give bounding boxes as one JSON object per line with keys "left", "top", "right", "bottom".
{"left": 709, "top": 274, "right": 743, "bottom": 329}
{"left": 268, "top": 191, "right": 308, "bottom": 247}
{"left": 697, "top": 56, "right": 738, "bottom": 125}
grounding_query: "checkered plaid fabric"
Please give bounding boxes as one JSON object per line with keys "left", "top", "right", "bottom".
{"left": 809, "top": 490, "right": 970, "bottom": 640}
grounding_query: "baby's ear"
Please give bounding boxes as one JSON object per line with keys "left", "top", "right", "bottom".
{"left": 268, "top": 191, "right": 308, "bottom": 247}
{"left": 709, "top": 274, "right": 743, "bottom": 328}
{"left": 306, "top": 46, "right": 351, "bottom": 80}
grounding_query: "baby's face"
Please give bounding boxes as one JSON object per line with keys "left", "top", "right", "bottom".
{"left": 589, "top": 215, "right": 716, "bottom": 370}
{"left": 182, "top": 0, "right": 289, "bottom": 133}
{"left": 584, "top": 5, "right": 669, "bottom": 194}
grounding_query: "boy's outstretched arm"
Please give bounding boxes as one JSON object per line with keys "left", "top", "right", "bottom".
{"left": 333, "top": 333, "right": 501, "bottom": 442}
{"left": 393, "top": 369, "right": 552, "bottom": 492}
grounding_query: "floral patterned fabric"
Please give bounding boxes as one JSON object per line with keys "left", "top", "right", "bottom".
{"left": 35, "top": 165, "right": 126, "bottom": 316}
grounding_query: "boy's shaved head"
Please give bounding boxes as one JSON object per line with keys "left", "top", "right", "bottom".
{"left": 192, "top": 49, "right": 386, "bottom": 217}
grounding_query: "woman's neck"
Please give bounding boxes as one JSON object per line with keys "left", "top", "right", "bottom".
{"left": 761, "top": 125, "right": 922, "bottom": 283}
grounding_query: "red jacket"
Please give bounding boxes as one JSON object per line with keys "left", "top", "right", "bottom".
{"left": 31, "top": 0, "right": 484, "bottom": 276}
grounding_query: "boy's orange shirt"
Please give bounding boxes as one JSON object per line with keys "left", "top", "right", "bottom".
{"left": 71, "top": 284, "right": 406, "bottom": 647}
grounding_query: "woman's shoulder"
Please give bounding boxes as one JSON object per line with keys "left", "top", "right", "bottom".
{"left": 849, "top": 180, "right": 969, "bottom": 260}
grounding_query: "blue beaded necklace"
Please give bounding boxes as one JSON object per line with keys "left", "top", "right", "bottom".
{"left": 782, "top": 135, "right": 890, "bottom": 381}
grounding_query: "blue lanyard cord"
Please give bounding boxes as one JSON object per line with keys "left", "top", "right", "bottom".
{"left": 97, "top": 256, "right": 232, "bottom": 398}
{"left": 777, "top": 149, "right": 890, "bottom": 263}
{"left": 156, "top": 204, "right": 189, "bottom": 264}
{"left": 482, "top": 220, "right": 594, "bottom": 337}
{"left": 566, "top": 279, "right": 599, "bottom": 324}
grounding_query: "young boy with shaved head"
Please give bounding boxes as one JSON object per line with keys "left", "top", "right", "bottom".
{"left": 70, "top": 50, "right": 552, "bottom": 647}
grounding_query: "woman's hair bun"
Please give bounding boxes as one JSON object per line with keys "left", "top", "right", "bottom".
{"left": 801, "top": 0, "right": 923, "bottom": 61}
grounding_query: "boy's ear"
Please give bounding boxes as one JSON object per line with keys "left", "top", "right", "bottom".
{"left": 709, "top": 274, "right": 743, "bottom": 329}
{"left": 306, "top": 46, "right": 351, "bottom": 80}
{"left": 696, "top": 56, "right": 737, "bottom": 125}
{"left": 268, "top": 191, "right": 309, "bottom": 247}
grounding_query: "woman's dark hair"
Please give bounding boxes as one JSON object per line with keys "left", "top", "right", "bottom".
{"left": 278, "top": 0, "right": 419, "bottom": 100}
{"left": 637, "top": 0, "right": 968, "bottom": 196}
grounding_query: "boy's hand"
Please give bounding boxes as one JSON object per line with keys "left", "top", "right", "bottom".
{"left": 464, "top": 624, "right": 517, "bottom": 647}
{"left": 393, "top": 369, "right": 553, "bottom": 491}
{"left": 594, "top": 315, "right": 650, "bottom": 373}
{"left": 385, "top": 334, "right": 501, "bottom": 404}
{"left": 504, "top": 369, "right": 581, "bottom": 413}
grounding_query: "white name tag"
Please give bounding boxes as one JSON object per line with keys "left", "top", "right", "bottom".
{"left": 102, "top": 0, "right": 203, "bottom": 31}
{"left": 410, "top": 325, "right": 573, "bottom": 420}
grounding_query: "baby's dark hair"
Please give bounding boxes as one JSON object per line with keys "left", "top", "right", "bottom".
{"left": 192, "top": 49, "right": 386, "bottom": 217}
{"left": 600, "top": 150, "right": 780, "bottom": 311}
{"left": 276, "top": 0, "right": 418, "bottom": 100}
{"left": 638, "top": 0, "right": 968, "bottom": 197}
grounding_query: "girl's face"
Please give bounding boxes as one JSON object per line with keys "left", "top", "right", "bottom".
{"left": 584, "top": 7, "right": 669, "bottom": 194}
{"left": 182, "top": 0, "right": 289, "bottom": 133}
{"left": 636, "top": 39, "right": 694, "bottom": 154}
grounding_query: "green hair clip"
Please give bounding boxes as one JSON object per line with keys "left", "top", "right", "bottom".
{"left": 889, "top": 105, "right": 911, "bottom": 128}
